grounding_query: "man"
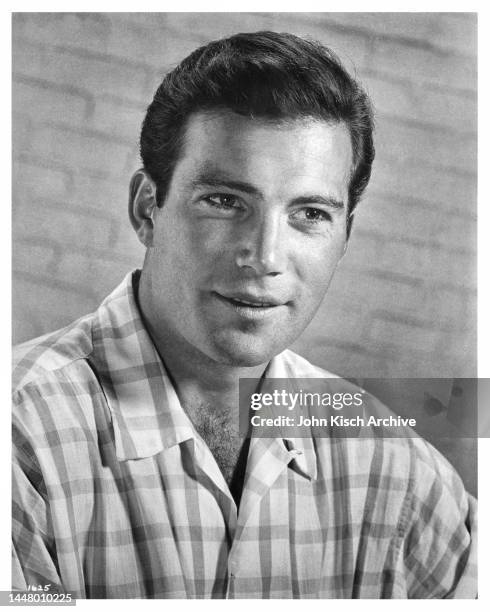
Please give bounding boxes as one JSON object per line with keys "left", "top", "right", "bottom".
{"left": 12, "top": 31, "right": 476, "bottom": 598}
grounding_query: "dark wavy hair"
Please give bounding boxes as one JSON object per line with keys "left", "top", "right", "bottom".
{"left": 140, "top": 31, "right": 375, "bottom": 217}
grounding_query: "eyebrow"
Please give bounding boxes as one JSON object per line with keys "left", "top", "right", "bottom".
{"left": 191, "top": 170, "right": 345, "bottom": 211}
{"left": 290, "top": 195, "right": 345, "bottom": 210}
{"left": 191, "top": 173, "right": 263, "bottom": 198}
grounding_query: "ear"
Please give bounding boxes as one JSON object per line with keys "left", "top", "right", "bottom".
{"left": 128, "top": 168, "right": 158, "bottom": 247}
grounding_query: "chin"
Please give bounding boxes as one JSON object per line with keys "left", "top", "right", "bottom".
{"left": 209, "top": 332, "right": 287, "bottom": 368}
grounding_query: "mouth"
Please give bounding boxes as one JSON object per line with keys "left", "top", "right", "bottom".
{"left": 212, "top": 291, "right": 288, "bottom": 319}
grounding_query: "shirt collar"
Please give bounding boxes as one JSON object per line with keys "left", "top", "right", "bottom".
{"left": 90, "top": 270, "right": 196, "bottom": 460}
{"left": 91, "top": 270, "right": 317, "bottom": 479}
{"left": 264, "top": 351, "right": 318, "bottom": 481}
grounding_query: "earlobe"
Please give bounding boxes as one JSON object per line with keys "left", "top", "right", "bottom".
{"left": 128, "top": 168, "right": 158, "bottom": 247}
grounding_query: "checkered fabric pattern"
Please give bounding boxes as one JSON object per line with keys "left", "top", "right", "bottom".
{"left": 12, "top": 271, "right": 477, "bottom": 598}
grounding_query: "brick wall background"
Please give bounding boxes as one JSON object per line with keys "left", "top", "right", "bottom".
{"left": 12, "top": 13, "right": 477, "bottom": 492}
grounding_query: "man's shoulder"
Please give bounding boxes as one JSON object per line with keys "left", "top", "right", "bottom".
{"left": 282, "top": 352, "right": 470, "bottom": 494}
{"left": 12, "top": 312, "right": 96, "bottom": 395}
{"left": 11, "top": 311, "right": 105, "bottom": 457}
{"left": 12, "top": 271, "right": 137, "bottom": 395}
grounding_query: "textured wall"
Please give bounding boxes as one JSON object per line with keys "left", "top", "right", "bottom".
{"left": 11, "top": 13, "right": 477, "bottom": 494}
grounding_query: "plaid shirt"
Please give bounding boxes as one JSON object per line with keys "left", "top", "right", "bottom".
{"left": 12, "top": 271, "right": 477, "bottom": 599}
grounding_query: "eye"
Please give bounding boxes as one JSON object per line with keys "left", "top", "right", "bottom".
{"left": 291, "top": 207, "right": 332, "bottom": 224}
{"left": 202, "top": 194, "right": 241, "bottom": 209}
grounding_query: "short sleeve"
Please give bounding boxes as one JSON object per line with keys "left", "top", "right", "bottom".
{"left": 399, "top": 440, "right": 477, "bottom": 598}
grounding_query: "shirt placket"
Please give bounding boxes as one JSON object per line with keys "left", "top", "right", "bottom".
{"left": 188, "top": 435, "right": 239, "bottom": 596}
{"left": 224, "top": 437, "right": 300, "bottom": 598}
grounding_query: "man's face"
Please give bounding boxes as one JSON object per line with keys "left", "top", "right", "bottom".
{"left": 144, "top": 111, "right": 352, "bottom": 366}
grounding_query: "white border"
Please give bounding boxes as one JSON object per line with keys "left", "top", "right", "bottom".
{"left": 3, "top": 5, "right": 487, "bottom": 610}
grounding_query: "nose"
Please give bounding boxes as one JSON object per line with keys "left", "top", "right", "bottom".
{"left": 235, "top": 210, "right": 286, "bottom": 276}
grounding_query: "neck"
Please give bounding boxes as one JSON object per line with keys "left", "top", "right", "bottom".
{"left": 136, "top": 272, "right": 268, "bottom": 416}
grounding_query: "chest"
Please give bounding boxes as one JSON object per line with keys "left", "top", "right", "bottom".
{"left": 191, "top": 409, "right": 248, "bottom": 491}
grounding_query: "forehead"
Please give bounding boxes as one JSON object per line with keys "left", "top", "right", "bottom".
{"left": 173, "top": 110, "right": 353, "bottom": 200}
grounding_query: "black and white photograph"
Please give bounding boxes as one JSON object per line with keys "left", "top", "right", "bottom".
{"left": 10, "top": 12, "right": 478, "bottom": 600}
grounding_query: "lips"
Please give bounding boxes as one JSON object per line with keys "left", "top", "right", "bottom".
{"left": 215, "top": 291, "right": 285, "bottom": 308}
{"left": 226, "top": 296, "right": 277, "bottom": 308}
{"left": 212, "top": 291, "right": 288, "bottom": 318}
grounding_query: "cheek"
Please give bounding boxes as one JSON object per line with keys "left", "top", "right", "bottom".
{"left": 293, "top": 241, "right": 344, "bottom": 308}
{"left": 156, "top": 218, "right": 208, "bottom": 266}
{"left": 298, "top": 236, "right": 344, "bottom": 279}
{"left": 187, "top": 222, "right": 236, "bottom": 266}
{"left": 157, "top": 225, "right": 234, "bottom": 294}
